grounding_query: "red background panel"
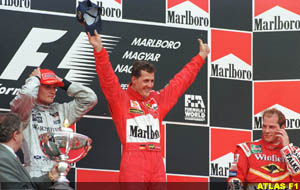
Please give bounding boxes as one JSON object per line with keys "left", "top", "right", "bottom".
{"left": 168, "top": 0, "right": 209, "bottom": 12}
{"left": 70, "top": 123, "right": 76, "bottom": 131}
{"left": 77, "top": 169, "right": 119, "bottom": 182}
{"left": 211, "top": 128, "right": 252, "bottom": 161}
{"left": 254, "top": 81, "right": 300, "bottom": 114}
{"left": 211, "top": 29, "right": 252, "bottom": 65}
{"left": 255, "top": 0, "right": 300, "bottom": 16}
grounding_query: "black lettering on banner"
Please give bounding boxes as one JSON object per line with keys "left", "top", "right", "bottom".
{"left": 211, "top": 64, "right": 252, "bottom": 80}
{"left": 286, "top": 153, "right": 300, "bottom": 172}
{"left": 167, "top": 11, "right": 209, "bottom": 27}
{"left": 254, "top": 116, "right": 262, "bottom": 129}
{"left": 130, "top": 125, "right": 160, "bottom": 139}
{"left": 285, "top": 118, "right": 300, "bottom": 128}
{"left": 2, "top": 0, "right": 31, "bottom": 8}
{"left": 98, "top": 2, "right": 121, "bottom": 18}
{"left": 255, "top": 16, "right": 300, "bottom": 31}
{"left": 210, "top": 163, "right": 230, "bottom": 176}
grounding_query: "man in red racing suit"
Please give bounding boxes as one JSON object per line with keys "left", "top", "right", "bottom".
{"left": 228, "top": 108, "right": 300, "bottom": 190}
{"left": 88, "top": 30, "right": 210, "bottom": 182}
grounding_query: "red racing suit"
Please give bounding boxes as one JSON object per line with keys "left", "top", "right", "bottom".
{"left": 94, "top": 48, "right": 204, "bottom": 182}
{"left": 227, "top": 138, "right": 300, "bottom": 190}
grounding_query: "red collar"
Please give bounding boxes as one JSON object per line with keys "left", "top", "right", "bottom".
{"left": 127, "top": 83, "right": 152, "bottom": 101}
{"left": 262, "top": 137, "right": 283, "bottom": 150}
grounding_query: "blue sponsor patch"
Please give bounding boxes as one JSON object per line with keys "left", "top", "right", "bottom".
{"left": 33, "top": 155, "right": 42, "bottom": 159}
{"left": 229, "top": 170, "right": 237, "bottom": 177}
{"left": 32, "top": 114, "right": 43, "bottom": 123}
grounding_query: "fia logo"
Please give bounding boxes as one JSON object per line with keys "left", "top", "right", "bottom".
{"left": 184, "top": 94, "right": 206, "bottom": 122}
{"left": 184, "top": 94, "right": 205, "bottom": 108}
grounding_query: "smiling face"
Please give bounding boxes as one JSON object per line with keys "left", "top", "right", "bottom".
{"left": 262, "top": 113, "right": 282, "bottom": 143}
{"left": 131, "top": 70, "right": 154, "bottom": 99}
{"left": 37, "top": 84, "right": 57, "bottom": 105}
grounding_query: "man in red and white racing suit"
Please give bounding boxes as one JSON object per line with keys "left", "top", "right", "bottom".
{"left": 88, "top": 30, "right": 210, "bottom": 182}
{"left": 228, "top": 108, "right": 300, "bottom": 190}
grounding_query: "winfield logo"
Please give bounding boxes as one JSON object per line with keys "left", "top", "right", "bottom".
{"left": 211, "top": 30, "right": 252, "bottom": 81}
{"left": 167, "top": 0, "right": 209, "bottom": 29}
{"left": 254, "top": 154, "right": 284, "bottom": 163}
{"left": 210, "top": 128, "right": 251, "bottom": 177}
{"left": 184, "top": 94, "right": 205, "bottom": 122}
{"left": 254, "top": 0, "right": 300, "bottom": 32}
{"left": 0, "top": 0, "right": 31, "bottom": 10}
{"left": 254, "top": 104, "right": 300, "bottom": 130}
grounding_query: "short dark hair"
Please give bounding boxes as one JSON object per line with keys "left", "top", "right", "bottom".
{"left": 262, "top": 108, "right": 286, "bottom": 128}
{"left": 131, "top": 60, "right": 155, "bottom": 78}
{"left": 0, "top": 113, "right": 21, "bottom": 143}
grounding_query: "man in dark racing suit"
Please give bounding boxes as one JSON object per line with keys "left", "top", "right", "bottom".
{"left": 88, "top": 30, "right": 210, "bottom": 182}
{"left": 228, "top": 108, "right": 300, "bottom": 190}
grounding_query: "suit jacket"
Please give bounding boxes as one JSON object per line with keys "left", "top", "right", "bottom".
{"left": 0, "top": 143, "right": 52, "bottom": 189}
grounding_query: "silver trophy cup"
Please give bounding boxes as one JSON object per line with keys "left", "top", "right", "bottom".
{"left": 39, "top": 128, "right": 92, "bottom": 183}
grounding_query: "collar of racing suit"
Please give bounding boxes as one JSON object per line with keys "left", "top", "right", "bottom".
{"left": 34, "top": 102, "right": 54, "bottom": 111}
{"left": 261, "top": 137, "right": 283, "bottom": 150}
{"left": 127, "top": 83, "right": 152, "bottom": 101}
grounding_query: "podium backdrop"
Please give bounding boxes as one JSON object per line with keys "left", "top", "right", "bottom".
{"left": 1, "top": 0, "right": 300, "bottom": 188}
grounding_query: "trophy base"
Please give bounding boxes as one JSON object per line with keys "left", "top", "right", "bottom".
{"left": 57, "top": 175, "right": 70, "bottom": 183}
{"left": 49, "top": 182, "right": 73, "bottom": 190}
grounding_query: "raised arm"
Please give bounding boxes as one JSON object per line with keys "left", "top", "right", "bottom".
{"left": 88, "top": 30, "right": 103, "bottom": 53}
{"left": 59, "top": 80, "right": 98, "bottom": 125}
{"left": 158, "top": 38, "right": 210, "bottom": 118}
{"left": 198, "top": 38, "right": 210, "bottom": 60}
{"left": 10, "top": 68, "right": 41, "bottom": 123}
{"left": 88, "top": 30, "right": 125, "bottom": 119}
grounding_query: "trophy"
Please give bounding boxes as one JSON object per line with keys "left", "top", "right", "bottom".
{"left": 39, "top": 119, "right": 92, "bottom": 183}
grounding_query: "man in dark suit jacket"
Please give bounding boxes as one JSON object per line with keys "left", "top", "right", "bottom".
{"left": 0, "top": 113, "right": 60, "bottom": 189}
